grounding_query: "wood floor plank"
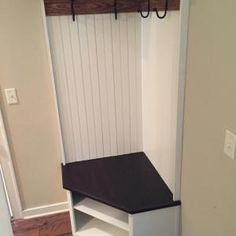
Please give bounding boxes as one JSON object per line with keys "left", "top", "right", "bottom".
{"left": 12, "top": 212, "right": 72, "bottom": 236}
{"left": 14, "top": 228, "right": 40, "bottom": 236}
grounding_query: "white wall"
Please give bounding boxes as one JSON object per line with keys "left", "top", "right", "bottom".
{"left": 142, "top": 11, "right": 180, "bottom": 192}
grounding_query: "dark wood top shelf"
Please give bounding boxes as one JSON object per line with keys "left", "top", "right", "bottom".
{"left": 62, "top": 152, "right": 180, "bottom": 214}
{"left": 45, "top": 0, "right": 180, "bottom": 16}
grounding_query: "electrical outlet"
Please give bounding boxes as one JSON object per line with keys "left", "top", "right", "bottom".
{"left": 224, "top": 130, "right": 236, "bottom": 160}
{"left": 4, "top": 88, "right": 18, "bottom": 105}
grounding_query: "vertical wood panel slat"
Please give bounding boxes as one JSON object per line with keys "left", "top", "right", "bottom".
{"left": 119, "top": 14, "right": 131, "bottom": 153}
{"left": 69, "top": 16, "right": 90, "bottom": 159}
{"left": 68, "top": 18, "right": 85, "bottom": 160}
{"left": 47, "top": 17, "right": 68, "bottom": 157}
{"left": 86, "top": 15, "right": 104, "bottom": 158}
{"left": 127, "top": 15, "right": 138, "bottom": 152}
{"left": 135, "top": 15, "right": 143, "bottom": 151}
{"left": 48, "top": 17, "right": 75, "bottom": 161}
{"left": 59, "top": 16, "right": 76, "bottom": 162}
{"left": 94, "top": 15, "right": 111, "bottom": 156}
{"left": 60, "top": 16, "right": 82, "bottom": 162}
{"left": 102, "top": 14, "right": 118, "bottom": 156}
{"left": 77, "top": 15, "right": 97, "bottom": 158}
{"left": 47, "top": 14, "right": 142, "bottom": 162}
{"left": 111, "top": 15, "right": 125, "bottom": 154}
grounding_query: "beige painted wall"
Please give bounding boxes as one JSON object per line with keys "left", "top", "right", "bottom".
{"left": 0, "top": 0, "right": 66, "bottom": 209}
{"left": 181, "top": 0, "right": 236, "bottom": 235}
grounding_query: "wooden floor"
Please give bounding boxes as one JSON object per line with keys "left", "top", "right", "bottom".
{"left": 12, "top": 212, "right": 72, "bottom": 236}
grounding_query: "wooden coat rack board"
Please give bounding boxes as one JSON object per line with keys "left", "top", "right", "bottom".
{"left": 44, "top": 0, "right": 180, "bottom": 16}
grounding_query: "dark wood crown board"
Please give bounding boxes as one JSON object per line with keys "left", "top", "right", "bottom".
{"left": 44, "top": 0, "right": 180, "bottom": 16}
{"left": 62, "top": 152, "right": 180, "bottom": 214}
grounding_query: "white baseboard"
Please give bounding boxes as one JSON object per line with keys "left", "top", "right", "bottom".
{"left": 23, "top": 201, "right": 68, "bottom": 219}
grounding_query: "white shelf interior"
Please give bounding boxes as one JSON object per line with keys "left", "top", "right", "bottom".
{"left": 74, "top": 211, "right": 129, "bottom": 236}
{"left": 74, "top": 197, "right": 129, "bottom": 231}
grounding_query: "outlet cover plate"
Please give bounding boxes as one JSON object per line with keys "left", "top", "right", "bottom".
{"left": 4, "top": 88, "right": 18, "bottom": 105}
{"left": 224, "top": 130, "right": 236, "bottom": 160}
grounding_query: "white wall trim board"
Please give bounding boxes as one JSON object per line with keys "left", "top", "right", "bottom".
{"left": 0, "top": 165, "right": 13, "bottom": 217}
{"left": 40, "top": 0, "right": 67, "bottom": 165}
{"left": 23, "top": 201, "right": 68, "bottom": 219}
{"left": 0, "top": 108, "right": 23, "bottom": 219}
{"left": 0, "top": 172, "right": 14, "bottom": 235}
{"left": 173, "top": 0, "right": 190, "bottom": 201}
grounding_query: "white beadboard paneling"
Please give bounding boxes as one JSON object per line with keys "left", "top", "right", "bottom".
{"left": 47, "top": 13, "right": 142, "bottom": 162}
{"left": 60, "top": 16, "right": 82, "bottom": 162}
{"left": 68, "top": 16, "right": 90, "bottom": 160}
{"left": 86, "top": 15, "right": 104, "bottom": 158}
{"left": 77, "top": 15, "right": 98, "bottom": 159}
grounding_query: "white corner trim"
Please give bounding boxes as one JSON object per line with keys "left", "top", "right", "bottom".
{"left": 23, "top": 201, "right": 68, "bottom": 219}
{"left": 174, "top": 0, "right": 190, "bottom": 201}
{"left": 0, "top": 108, "right": 23, "bottom": 219}
{"left": 40, "top": 0, "right": 67, "bottom": 165}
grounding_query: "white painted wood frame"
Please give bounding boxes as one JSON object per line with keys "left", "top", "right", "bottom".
{"left": 0, "top": 108, "right": 23, "bottom": 219}
{"left": 129, "top": 206, "right": 180, "bottom": 236}
{"left": 67, "top": 193, "right": 180, "bottom": 236}
{"left": 0, "top": 171, "right": 13, "bottom": 236}
{"left": 40, "top": 0, "right": 67, "bottom": 165}
{"left": 173, "top": 0, "right": 190, "bottom": 200}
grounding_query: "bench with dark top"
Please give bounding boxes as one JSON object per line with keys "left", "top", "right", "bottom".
{"left": 62, "top": 152, "right": 180, "bottom": 214}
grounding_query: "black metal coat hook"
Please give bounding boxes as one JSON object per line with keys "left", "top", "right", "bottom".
{"left": 114, "top": 0, "right": 118, "bottom": 20}
{"left": 154, "top": 0, "right": 169, "bottom": 19}
{"left": 139, "top": 0, "right": 150, "bottom": 18}
{"left": 71, "top": 0, "right": 75, "bottom": 22}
